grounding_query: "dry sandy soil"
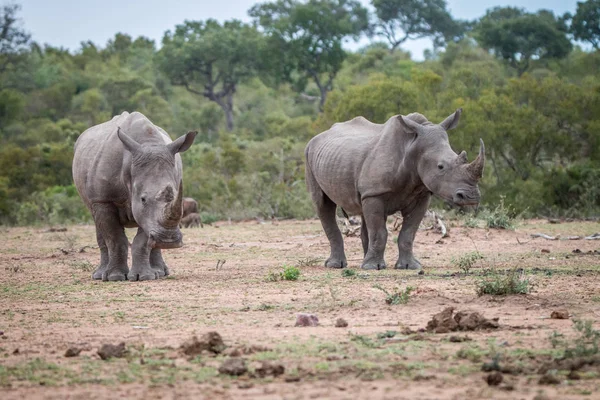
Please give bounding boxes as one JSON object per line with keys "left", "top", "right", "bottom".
{"left": 1, "top": 216, "right": 599, "bottom": 400}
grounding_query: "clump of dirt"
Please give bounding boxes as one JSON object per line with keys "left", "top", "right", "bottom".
{"left": 223, "top": 344, "right": 270, "bottom": 357}
{"left": 550, "top": 309, "right": 570, "bottom": 319}
{"left": 426, "top": 307, "right": 499, "bottom": 333}
{"left": 485, "top": 371, "right": 503, "bottom": 386}
{"left": 335, "top": 318, "right": 348, "bottom": 327}
{"left": 449, "top": 335, "right": 472, "bottom": 343}
{"left": 295, "top": 313, "right": 319, "bottom": 327}
{"left": 64, "top": 347, "right": 82, "bottom": 357}
{"left": 538, "top": 372, "right": 560, "bottom": 385}
{"left": 180, "top": 331, "right": 226, "bottom": 356}
{"left": 251, "top": 360, "right": 285, "bottom": 378}
{"left": 97, "top": 343, "right": 126, "bottom": 360}
{"left": 218, "top": 357, "right": 247, "bottom": 376}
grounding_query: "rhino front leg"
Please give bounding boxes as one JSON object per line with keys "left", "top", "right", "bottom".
{"left": 129, "top": 228, "right": 160, "bottom": 281}
{"left": 317, "top": 199, "right": 347, "bottom": 268}
{"left": 150, "top": 248, "right": 170, "bottom": 278}
{"left": 361, "top": 197, "right": 387, "bottom": 270}
{"left": 92, "top": 203, "right": 129, "bottom": 281}
{"left": 394, "top": 198, "right": 429, "bottom": 271}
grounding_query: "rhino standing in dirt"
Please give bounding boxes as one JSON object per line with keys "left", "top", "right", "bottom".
{"left": 73, "top": 111, "right": 197, "bottom": 281}
{"left": 305, "top": 109, "right": 484, "bottom": 271}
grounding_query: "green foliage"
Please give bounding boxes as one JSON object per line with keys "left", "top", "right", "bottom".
{"left": 476, "top": 268, "right": 531, "bottom": 296}
{"left": 342, "top": 269, "right": 357, "bottom": 278}
{"left": 568, "top": 0, "right": 600, "bottom": 50}
{"left": 281, "top": 265, "right": 301, "bottom": 281}
{"left": 451, "top": 251, "right": 484, "bottom": 274}
{"left": 550, "top": 320, "right": 600, "bottom": 359}
{"left": 373, "top": 284, "right": 413, "bottom": 305}
{"left": 483, "top": 198, "right": 515, "bottom": 230}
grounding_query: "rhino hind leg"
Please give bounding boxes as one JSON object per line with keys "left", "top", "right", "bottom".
{"left": 360, "top": 198, "right": 387, "bottom": 270}
{"left": 92, "top": 230, "right": 110, "bottom": 280}
{"left": 92, "top": 204, "right": 129, "bottom": 281}
{"left": 315, "top": 198, "right": 347, "bottom": 268}
{"left": 129, "top": 228, "right": 160, "bottom": 281}
{"left": 360, "top": 215, "right": 369, "bottom": 256}
{"left": 150, "top": 248, "right": 170, "bottom": 278}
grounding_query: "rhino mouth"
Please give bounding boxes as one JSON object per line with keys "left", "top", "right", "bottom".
{"left": 147, "top": 230, "right": 183, "bottom": 249}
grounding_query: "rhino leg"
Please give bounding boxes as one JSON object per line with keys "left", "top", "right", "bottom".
{"left": 360, "top": 215, "right": 369, "bottom": 256}
{"left": 92, "top": 230, "right": 109, "bottom": 280}
{"left": 92, "top": 203, "right": 129, "bottom": 281}
{"left": 361, "top": 197, "right": 387, "bottom": 270}
{"left": 128, "top": 228, "right": 159, "bottom": 281}
{"left": 394, "top": 198, "right": 428, "bottom": 271}
{"left": 150, "top": 248, "right": 170, "bottom": 278}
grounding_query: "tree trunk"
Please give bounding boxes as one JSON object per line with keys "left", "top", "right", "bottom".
{"left": 216, "top": 94, "right": 234, "bottom": 131}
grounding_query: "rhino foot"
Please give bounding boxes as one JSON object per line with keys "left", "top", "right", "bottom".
{"left": 325, "top": 257, "right": 347, "bottom": 268}
{"left": 361, "top": 259, "right": 387, "bottom": 270}
{"left": 92, "top": 265, "right": 108, "bottom": 280}
{"left": 394, "top": 257, "right": 422, "bottom": 271}
{"left": 128, "top": 265, "right": 159, "bottom": 281}
{"left": 101, "top": 266, "right": 129, "bottom": 282}
{"left": 151, "top": 264, "right": 170, "bottom": 278}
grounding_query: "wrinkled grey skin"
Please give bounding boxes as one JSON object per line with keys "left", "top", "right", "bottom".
{"left": 182, "top": 197, "right": 198, "bottom": 218}
{"left": 73, "top": 111, "right": 197, "bottom": 281}
{"left": 305, "top": 109, "right": 484, "bottom": 271}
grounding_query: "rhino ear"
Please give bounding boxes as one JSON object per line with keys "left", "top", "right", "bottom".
{"left": 167, "top": 131, "right": 197, "bottom": 155}
{"left": 117, "top": 127, "right": 142, "bottom": 154}
{"left": 397, "top": 115, "right": 423, "bottom": 135}
{"left": 440, "top": 108, "right": 462, "bottom": 131}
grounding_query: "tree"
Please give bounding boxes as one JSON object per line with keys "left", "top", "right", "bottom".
{"left": 250, "top": 0, "right": 369, "bottom": 110}
{"left": 0, "top": 3, "right": 30, "bottom": 77}
{"left": 474, "top": 7, "right": 572, "bottom": 75}
{"left": 371, "top": 0, "right": 464, "bottom": 53}
{"left": 157, "top": 19, "right": 263, "bottom": 131}
{"left": 568, "top": 0, "right": 600, "bottom": 50}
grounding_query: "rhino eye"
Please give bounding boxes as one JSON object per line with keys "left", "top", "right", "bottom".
{"left": 141, "top": 196, "right": 147, "bottom": 204}
{"left": 437, "top": 163, "right": 444, "bottom": 170}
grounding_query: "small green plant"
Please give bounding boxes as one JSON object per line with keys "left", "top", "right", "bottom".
{"left": 341, "top": 269, "right": 356, "bottom": 278}
{"left": 464, "top": 216, "right": 480, "bottom": 228}
{"left": 281, "top": 265, "right": 300, "bottom": 281}
{"left": 373, "top": 284, "right": 413, "bottom": 305}
{"left": 476, "top": 268, "right": 531, "bottom": 296}
{"left": 264, "top": 265, "right": 300, "bottom": 282}
{"left": 452, "top": 251, "right": 484, "bottom": 274}
{"left": 349, "top": 333, "right": 378, "bottom": 348}
{"left": 484, "top": 198, "right": 515, "bottom": 229}
{"left": 551, "top": 320, "right": 600, "bottom": 359}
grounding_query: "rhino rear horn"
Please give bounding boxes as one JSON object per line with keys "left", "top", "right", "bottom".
{"left": 117, "top": 127, "right": 142, "bottom": 154}
{"left": 440, "top": 108, "right": 462, "bottom": 131}
{"left": 467, "top": 139, "right": 485, "bottom": 179}
{"left": 168, "top": 131, "right": 197, "bottom": 155}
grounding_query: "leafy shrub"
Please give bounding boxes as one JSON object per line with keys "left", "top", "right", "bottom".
{"left": 452, "top": 251, "right": 484, "bottom": 274}
{"left": 550, "top": 320, "right": 600, "bottom": 359}
{"left": 373, "top": 284, "right": 413, "bottom": 305}
{"left": 281, "top": 265, "right": 300, "bottom": 281}
{"left": 342, "top": 269, "right": 357, "bottom": 278}
{"left": 483, "top": 198, "right": 515, "bottom": 230}
{"left": 476, "top": 268, "right": 531, "bottom": 296}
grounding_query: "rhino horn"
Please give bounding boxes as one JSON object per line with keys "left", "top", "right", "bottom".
{"left": 117, "top": 127, "right": 142, "bottom": 154}
{"left": 467, "top": 139, "right": 485, "bottom": 179}
{"left": 164, "top": 181, "right": 184, "bottom": 224}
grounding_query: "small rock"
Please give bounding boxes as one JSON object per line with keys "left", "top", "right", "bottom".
{"left": 550, "top": 309, "right": 569, "bottom": 319}
{"left": 12, "top": 348, "right": 19, "bottom": 355}
{"left": 97, "top": 342, "right": 126, "bottom": 360}
{"left": 181, "top": 331, "right": 226, "bottom": 356}
{"left": 253, "top": 360, "right": 285, "bottom": 377}
{"left": 541, "top": 249, "right": 550, "bottom": 253}
{"left": 335, "top": 318, "right": 348, "bottom": 328}
{"left": 218, "top": 357, "right": 247, "bottom": 376}
{"left": 237, "top": 381, "right": 254, "bottom": 389}
{"left": 485, "top": 371, "right": 503, "bottom": 386}
{"left": 64, "top": 347, "right": 82, "bottom": 357}
{"left": 538, "top": 372, "right": 560, "bottom": 385}
{"left": 295, "top": 313, "right": 319, "bottom": 327}
{"left": 285, "top": 375, "right": 301, "bottom": 382}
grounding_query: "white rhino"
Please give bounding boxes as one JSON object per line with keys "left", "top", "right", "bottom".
{"left": 72, "top": 112, "right": 196, "bottom": 281}
{"left": 305, "top": 109, "right": 484, "bottom": 271}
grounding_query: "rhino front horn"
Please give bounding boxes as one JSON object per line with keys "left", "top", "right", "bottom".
{"left": 467, "top": 139, "right": 485, "bottom": 179}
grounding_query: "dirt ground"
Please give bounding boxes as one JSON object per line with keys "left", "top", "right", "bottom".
{"left": 1, "top": 216, "right": 599, "bottom": 400}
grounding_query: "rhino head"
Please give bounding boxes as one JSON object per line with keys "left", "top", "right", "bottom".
{"left": 399, "top": 108, "right": 485, "bottom": 207}
{"left": 118, "top": 127, "right": 197, "bottom": 249}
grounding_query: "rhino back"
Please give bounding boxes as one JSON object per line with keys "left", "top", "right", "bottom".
{"left": 73, "top": 112, "right": 182, "bottom": 208}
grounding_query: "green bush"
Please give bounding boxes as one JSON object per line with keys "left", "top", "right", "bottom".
{"left": 476, "top": 268, "right": 531, "bottom": 296}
